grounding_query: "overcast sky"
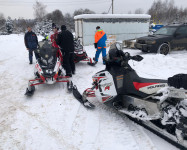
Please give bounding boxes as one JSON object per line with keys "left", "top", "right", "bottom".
{"left": 0, "top": 0, "right": 186, "bottom": 19}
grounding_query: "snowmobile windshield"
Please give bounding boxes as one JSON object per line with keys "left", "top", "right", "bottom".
{"left": 109, "top": 43, "right": 122, "bottom": 51}
{"left": 154, "top": 26, "right": 177, "bottom": 36}
{"left": 37, "top": 41, "right": 58, "bottom": 66}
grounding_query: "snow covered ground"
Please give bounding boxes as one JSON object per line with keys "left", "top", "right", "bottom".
{"left": 0, "top": 34, "right": 187, "bottom": 150}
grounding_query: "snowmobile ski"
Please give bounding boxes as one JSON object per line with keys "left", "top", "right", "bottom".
{"left": 87, "top": 62, "right": 96, "bottom": 66}
{"left": 25, "top": 86, "right": 35, "bottom": 96}
{"left": 73, "top": 85, "right": 95, "bottom": 109}
{"left": 67, "top": 81, "right": 73, "bottom": 92}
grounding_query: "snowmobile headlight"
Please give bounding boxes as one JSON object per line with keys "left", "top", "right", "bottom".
{"left": 146, "top": 40, "right": 156, "bottom": 44}
{"left": 45, "top": 54, "right": 48, "bottom": 58}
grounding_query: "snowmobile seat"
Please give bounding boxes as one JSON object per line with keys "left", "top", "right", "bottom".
{"left": 135, "top": 77, "right": 167, "bottom": 84}
{"left": 129, "top": 70, "right": 167, "bottom": 84}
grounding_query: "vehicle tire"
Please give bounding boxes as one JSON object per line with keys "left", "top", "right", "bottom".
{"left": 157, "top": 43, "right": 170, "bottom": 55}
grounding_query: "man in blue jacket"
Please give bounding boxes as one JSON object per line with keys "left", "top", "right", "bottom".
{"left": 94, "top": 26, "right": 107, "bottom": 65}
{"left": 24, "top": 26, "right": 39, "bottom": 64}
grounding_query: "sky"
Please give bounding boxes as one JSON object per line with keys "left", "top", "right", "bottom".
{"left": 0, "top": 0, "right": 187, "bottom": 19}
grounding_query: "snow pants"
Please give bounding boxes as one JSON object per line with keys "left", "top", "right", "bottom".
{"left": 62, "top": 52, "right": 75, "bottom": 75}
{"left": 29, "top": 49, "right": 39, "bottom": 63}
{"left": 95, "top": 47, "right": 106, "bottom": 64}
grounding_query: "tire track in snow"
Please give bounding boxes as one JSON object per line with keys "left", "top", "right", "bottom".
{"left": 90, "top": 100, "right": 157, "bottom": 150}
{"left": 3, "top": 99, "right": 79, "bottom": 150}
{"left": 122, "top": 117, "right": 157, "bottom": 150}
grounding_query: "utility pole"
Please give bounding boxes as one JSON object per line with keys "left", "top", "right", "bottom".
{"left": 112, "top": 0, "right": 114, "bottom": 14}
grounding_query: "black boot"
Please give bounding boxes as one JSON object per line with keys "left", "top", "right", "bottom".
{"left": 66, "top": 73, "right": 72, "bottom": 77}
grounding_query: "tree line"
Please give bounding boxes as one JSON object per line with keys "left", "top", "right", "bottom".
{"left": 147, "top": 0, "right": 187, "bottom": 24}
{"left": 0, "top": 0, "right": 187, "bottom": 34}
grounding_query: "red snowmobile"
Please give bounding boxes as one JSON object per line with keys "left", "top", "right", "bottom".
{"left": 74, "top": 38, "right": 95, "bottom": 66}
{"left": 25, "top": 40, "right": 73, "bottom": 96}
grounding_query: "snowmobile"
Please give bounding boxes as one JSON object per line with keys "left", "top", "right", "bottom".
{"left": 74, "top": 43, "right": 187, "bottom": 149}
{"left": 74, "top": 38, "right": 95, "bottom": 66}
{"left": 25, "top": 40, "right": 73, "bottom": 96}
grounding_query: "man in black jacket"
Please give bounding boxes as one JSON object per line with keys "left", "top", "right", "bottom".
{"left": 56, "top": 25, "right": 75, "bottom": 77}
{"left": 24, "top": 26, "right": 39, "bottom": 64}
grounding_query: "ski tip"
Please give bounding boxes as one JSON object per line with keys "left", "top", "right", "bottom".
{"left": 87, "top": 62, "right": 96, "bottom": 66}
{"left": 83, "top": 101, "right": 95, "bottom": 109}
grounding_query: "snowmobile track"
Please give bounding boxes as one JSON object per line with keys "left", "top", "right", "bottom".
{"left": 125, "top": 115, "right": 187, "bottom": 150}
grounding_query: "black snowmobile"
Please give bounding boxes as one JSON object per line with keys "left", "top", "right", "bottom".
{"left": 25, "top": 40, "right": 73, "bottom": 96}
{"left": 74, "top": 43, "right": 187, "bottom": 149}
{"left": 74, "top": 38, "right": 95, "bottom": 66}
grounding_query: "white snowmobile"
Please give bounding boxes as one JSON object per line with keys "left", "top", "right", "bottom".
{"left": 25, "top": 40, "right": 73, "bottom": 96}
{"left": 73, "top": 43, "right": 187, "bottom": 149}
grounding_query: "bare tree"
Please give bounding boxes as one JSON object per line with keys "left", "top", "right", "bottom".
{"left": 134, "top": 8, "right": 144, "bottom": 14}
{"left": 73, "top": 8, "right": 95, "bottom": 16}
{"left": 147, "top": 0, "right": 187, "bottom": 24}
{"left": 64, "top": 13, "right": 74, "bottom": 31}
{"left": 33, "top": 1, "right": 47, "bottom": 21}
{"left": 0, "top": 13, "right": 5, "bottom": 29}
{"left": 46, "top": 9, "right": 65, "bottom": 27}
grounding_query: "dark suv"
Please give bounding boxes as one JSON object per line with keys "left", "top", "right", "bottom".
{"left": 135, "top": 23, "right": 187, "bottom": 55}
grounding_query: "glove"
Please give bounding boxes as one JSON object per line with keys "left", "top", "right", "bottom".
{"left": 94, "top": 43, "right": 97, "bottom": 49}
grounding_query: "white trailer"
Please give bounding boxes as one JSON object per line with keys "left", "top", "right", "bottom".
{"left": 74, "top": 14, "right": 151, "bottom": 46}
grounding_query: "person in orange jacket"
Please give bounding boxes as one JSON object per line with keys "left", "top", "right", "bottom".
{"left": 94, "top": 26, "right": 107, "bottom": 65}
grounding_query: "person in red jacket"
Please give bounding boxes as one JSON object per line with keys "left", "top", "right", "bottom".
{"left": 50, "top": 26, "right": 59, "bottom": 48}
{"left": 50, "top": 26, "right": 63, "bottom": 62}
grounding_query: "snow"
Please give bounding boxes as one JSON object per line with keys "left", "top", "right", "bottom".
{"left": 0, "top": 34, "right": 186, "bottom": 150}
{"left": 74, "top": 14, "right": 151, "bottom": 20}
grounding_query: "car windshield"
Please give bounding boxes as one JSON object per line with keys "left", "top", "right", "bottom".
{"left": 154, "top": 26, "right": 177, "bottom": 36}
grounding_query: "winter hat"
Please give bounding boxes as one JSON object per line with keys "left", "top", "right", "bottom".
{"left": 96, "top": 26, "right": 100, "bottom": 30}
{"left": 61, "top": 25, "right": 67, "bottom": 30}
{"left": 52, "top": 23, "right": 56, "bottom": 28}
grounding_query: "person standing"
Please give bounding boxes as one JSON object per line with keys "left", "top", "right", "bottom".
{"left": 56, "top": 25, "right": 75, "bottom": 77}
{"left": 50, "top": 26, "right": 63, "bottom": 62}
{"left": 50, "top": 26, "right": 59, "bottom": 48}
{"left": 94, "top": 26, "right": 107, "bottom": 65}
{"left": 24, "top": 26, "right": 39, "bottom": 64}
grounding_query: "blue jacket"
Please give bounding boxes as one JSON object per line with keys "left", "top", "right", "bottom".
{"left": 24, "top": 31, "right": 38, "bottom": 50}
{"left": 95, "top": 29, "right": 107, "bottom": 48}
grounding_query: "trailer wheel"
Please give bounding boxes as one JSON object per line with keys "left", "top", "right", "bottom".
{"left": 157, "top": 43, "right": 170, "bottom": 55}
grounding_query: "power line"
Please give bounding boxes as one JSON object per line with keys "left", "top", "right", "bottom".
{"left": 107, "top": 3, "right": 112, "bottom": 14}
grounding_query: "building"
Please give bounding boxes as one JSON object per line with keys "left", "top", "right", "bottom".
{"left": 74, "top": 14, "right": 151, "bottom": 46}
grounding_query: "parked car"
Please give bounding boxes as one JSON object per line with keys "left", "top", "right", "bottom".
{"left": 135, "top": 23, "right": 187, "bottom": 55}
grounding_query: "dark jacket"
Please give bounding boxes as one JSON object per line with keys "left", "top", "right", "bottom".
{"left": 56, "top": 30, "right": 74, "bottom": 53}
{"left": 24, "top": 31, "right": 38, "bottom": 50}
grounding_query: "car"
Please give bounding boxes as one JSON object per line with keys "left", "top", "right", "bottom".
{"left": 135, "top": 23, "right": 187, "bottom": 55}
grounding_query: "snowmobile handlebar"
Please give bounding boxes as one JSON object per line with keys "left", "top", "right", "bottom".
{"left": 119, "top": 51, "right": 143, "bottom": 62}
